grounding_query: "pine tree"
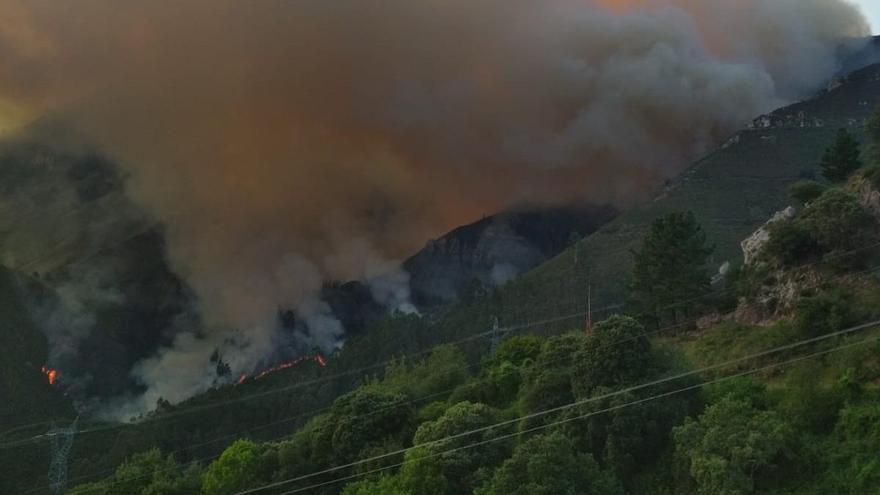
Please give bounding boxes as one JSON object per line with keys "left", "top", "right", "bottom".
{"left": 629, "top": 211, "right": 713, "bottom": 326}
{"left": 821, "top": 128, "right": 862, "bottom": 182}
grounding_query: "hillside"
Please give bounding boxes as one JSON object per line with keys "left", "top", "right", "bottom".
{"left": 5, "top": 41, "right": 880, "bottom": 495}
{"left": 513, "top": 61, "right": 880, "bottom": 312}
{"left": 0, "top": 133, "right": 200, "bottom": 406}
{"left": 404, "top": 204, "right": 617, "bottom": 306}
{"left": 59, "top": 170, "right": 880, "bottom": 494}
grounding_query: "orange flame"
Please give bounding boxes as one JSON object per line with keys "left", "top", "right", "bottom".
{"left": 235, "top": 354, "right": 327, "bottom": 385}
{"left": 41, "top": 366, "right": 58, "bottom": 385}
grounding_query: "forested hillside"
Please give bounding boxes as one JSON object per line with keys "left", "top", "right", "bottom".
{"left": 519, "top": 61, "right": 880, "bottom": 309}
{"left": 48, "top": 109, "right": 880, "bottom": 495}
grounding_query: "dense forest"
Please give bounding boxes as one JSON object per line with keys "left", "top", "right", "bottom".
{"left": 52, "top": 111, "right": 880, "bottom": 494}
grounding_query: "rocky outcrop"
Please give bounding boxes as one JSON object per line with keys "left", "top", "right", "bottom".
{"left": 404, "top": 205, "right": 617, "bottom": 307}
{"left": 741, "top": 206, "right": 797, "bottom": 266}
{"left": 734, "top": 267, "right": 824, "bottom": 325}
{"left": 853, "top": 175, "right": 880, "bottom": 219}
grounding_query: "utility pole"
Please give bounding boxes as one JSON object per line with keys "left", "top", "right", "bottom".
{"left": 48, "top": 417, "right": 78, "bottom": 495}
{"left": 585, "top": 282, "right": 593, "bottom": 334}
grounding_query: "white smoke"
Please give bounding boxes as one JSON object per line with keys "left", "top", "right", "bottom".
{"left": 0, "top": 0, "right": 871, "bottom": 415}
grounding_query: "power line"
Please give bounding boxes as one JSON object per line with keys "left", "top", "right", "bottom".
{"left": 33, "top": 303, "right": 733, "bottom": 494}
{"left": 9, "top": 238, "right": 880, "bottom": 495}
{"left": 35, "top": 308, "right": 728, "bottom": 494}
{"left": 31, "top": 259, "right": 880, "bottom": 493}
{"left": 7, "top": 240, "right": 880, "bottom": 451}
{"left": 0, "top": 301, "right": 628, "bottom": 447}
{"left": 233, "top": 317, "right": 880, "bottom": 494}
{"left": 278, "top": 337, "right": 874, "bottom": 494}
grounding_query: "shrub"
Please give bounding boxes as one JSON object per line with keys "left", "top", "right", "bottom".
{"left": 787, "top": 180, "right": 826, "bottom": 205}
{"left": 764, "top": 221, "right": 818, "bottom": 266}
{"left": 793, "top": 289, "right": 852, "bottom": 338}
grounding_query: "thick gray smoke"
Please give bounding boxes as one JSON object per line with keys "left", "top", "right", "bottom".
{"left": 0, "top": 0, "right": 870, "bottom": 416}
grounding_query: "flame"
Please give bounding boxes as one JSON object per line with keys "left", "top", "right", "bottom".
{"left": 235, "top": 354, "right": 327, "bottom": 385}
{"left": 41, "top": 366, "right": 58, "bottom": 385}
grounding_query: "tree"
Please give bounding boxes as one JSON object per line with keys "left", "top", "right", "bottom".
{"left": 67, "top": 448, "right": 201, "bottom": 495}
{"left": 674, "top": 399, "right": 792, "bottom": 495}
{"left": 787, "top": 179, "right": 825, "bottom": 205}
{"left": 517, "top": 333, "right": 582, "bottom": 427}
{"left": 629, "top": 211, "right": 713, "bottom": 325}
{"left": 793, "top": 289, "right": 852, "bottom": 338}
{"left": 488, "top": 334, "right": 542, "bottom": 368}
{"left": 342, "top": 475, "right": 411, "bottom": 495}
{"left": 821, "top": 129, "right": 862, "bottom": 182}
{"left": 201, "top": 440, "right": 267, "bottom": 495}
{"left": 566, "top": 340, "right": 699, "bottom": 479}
{"left": 328, "top": 388, "right": 415, "bottom": 463}
{"left": 822, "top": 403, "right": 880, "bottom": 492}
{"left": 400, "top": 401, "right": 510, "bottom": 495}
{"left": 476, "top": 432, "right": 623, "bottom": 495}
{"left": 766, "top": 188, "right": 873, "bottom": 268}
{"left": 379, "top": 344, "right": 470, "bottom": 399}
{"left": 571, "top": 315, "right": 652, "bottom": 397}
{"left": 797, "top": 189, "right": 872, "bottom": 253}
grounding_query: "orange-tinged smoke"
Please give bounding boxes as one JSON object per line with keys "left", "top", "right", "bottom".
{"left": 0, "top": 0, "right": 869, "bottom": 415}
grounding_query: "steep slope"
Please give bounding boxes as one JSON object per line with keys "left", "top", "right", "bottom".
{"left": 403, "top": 205, "right": 617, "bottom": 306}
{"left": 512, "top": 61, "right": 880, "bottom": 311}
{"left": 0, "top": 133, "right": 199, "bottom": 405}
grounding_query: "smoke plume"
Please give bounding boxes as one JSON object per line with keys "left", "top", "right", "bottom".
{"left": 0, "top": 0, "right": 870, "bottom": 413}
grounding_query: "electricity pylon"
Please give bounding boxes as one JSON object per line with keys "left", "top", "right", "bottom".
{"left": 48, "top": 417, "right": 78, "bottom": 495}
{"left": 489, "top": 317, "right": 501, "bottom": 353}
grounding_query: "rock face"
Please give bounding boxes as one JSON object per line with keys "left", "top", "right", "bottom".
{"left": 741, "top": 206, "right": 797, "bottom": 266}
{"left": 404, "top": 205, "right": 617, "bottom": 307}
{"left": 735, "top": 267, "right": 824, "bottom": 325}
{"left": 854, "top": 176, "right": 880, "bottom": 220}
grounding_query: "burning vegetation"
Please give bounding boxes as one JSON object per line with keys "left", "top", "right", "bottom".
{"left": 236, "top": 354, "right": 327, "bottom": 385}
{"left": 41, "top": 366, "right": 58, "bottom": 385}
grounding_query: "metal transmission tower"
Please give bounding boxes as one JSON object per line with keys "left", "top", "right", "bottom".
{"left": 585, "top": 283, "right": 593, "bottom": 334}
{"left": 48, "top": 417, "right": 78, "bottom": 495}
{"left": 489, "top": 317, "right": 501, "bottom": 354}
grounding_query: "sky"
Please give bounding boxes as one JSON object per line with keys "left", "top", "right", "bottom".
{"left": 856, "top": 0, "right": 880, "bottom": 33}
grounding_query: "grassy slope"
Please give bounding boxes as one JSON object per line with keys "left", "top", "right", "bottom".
{"left": 512, "top": 63, "right": 880, "bottom": 311}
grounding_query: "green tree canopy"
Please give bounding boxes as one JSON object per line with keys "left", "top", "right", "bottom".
{"left": 787, "top": 179, "right": 826, "bottom": 205}
{"left": 328, "top": 388, "right": 415, "bottom": 463}
{"left": 629, "top": 211, "right": 713, "bottom": 324}
{"left": 823, "top": 402, "right": 880, "bottom": 492}
{"left": 674, "top": 398, "right": 792, "bottom": 495}
{"left": 797, "top": 188, "right": 872, "bottom": 253}
{"left": 517, "top": 333, "right": 583, "bottom": 428}
{"left": 379, "top": 344, "right": 470, "bottom": 399}
{"left": 342, "top": 475, "right": 412, "bottom": 495}
{"left": 67, "top": 448, "right": 200, "bottom": 495}
{"left": 476, "top": 432, "right": 623, "bottom": 495}
{"left": 566, "top": 341, "right": 698, "bottom": 479}
{"left": 572, "top": 315, "right": 652, "bottom": 397}
{"left": 400, "top": 401, "right": 509, "bottom": 495}
{"left": 821, "top": 128, "right": 863, "bottom": 182}
{"left": 766, "top": 188, "right": 873, "bottom": 268}
{"left": 201, "top": 440, "right": 266, "bottom": 495}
